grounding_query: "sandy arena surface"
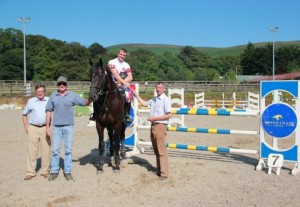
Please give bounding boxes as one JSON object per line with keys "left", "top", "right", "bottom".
{"left": 0, "top": 109, "right": 299, "bottom": 207}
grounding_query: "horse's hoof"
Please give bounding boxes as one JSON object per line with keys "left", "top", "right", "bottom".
{"left": 96, "top": 170, "right": 104, "bottom": 175}
{"left": 120, "top": 152, "right": 126, "bottom": 160}
{"left": 107, "top": 160, "right": 113, "bottom": 167}
{"left": 113, "top": 169, "right": 120, "bottom": 173}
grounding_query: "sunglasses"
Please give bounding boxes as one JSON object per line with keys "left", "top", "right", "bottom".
{"left": 57, "top": 82, "right": 67, "bottom": 86}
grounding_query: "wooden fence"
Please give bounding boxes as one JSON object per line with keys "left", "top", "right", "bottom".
{"left": 0, "top": 80, "right": 260, "bottom": 97}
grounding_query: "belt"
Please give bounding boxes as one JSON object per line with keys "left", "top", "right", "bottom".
{"left": 31, "top": 124, "right": 46, "bottom": 127}
{"left": 151, "top": 123, "right": 166, "bottom": 126}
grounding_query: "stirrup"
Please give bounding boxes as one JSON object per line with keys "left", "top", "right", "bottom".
{"left": 89, "top": 113, "right": 96, "bottom": 121}
{"left": 124, "top": 115, "right": 133, "bottom": 124}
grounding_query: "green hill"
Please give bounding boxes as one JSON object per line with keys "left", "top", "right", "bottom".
{"left": 107, "top": 40, "right": 300, "bottom": 57}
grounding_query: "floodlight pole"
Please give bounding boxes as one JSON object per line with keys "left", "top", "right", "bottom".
{"left": 269, "top": 26, "right": 279, "bottom": 81}
{"left": 269, "top": 26, "right": 279, "bottom": 149}
{"left": 18, "top": 17, "right": 30, "bottom": 95}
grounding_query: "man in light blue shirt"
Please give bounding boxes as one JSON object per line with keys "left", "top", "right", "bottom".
{"left": 22, "top": 83, "right": 51, "bottom": 180}
{"left": 46, "top": 76, "right": 91, "bottom": 181}
{"left": 133, "top": 81, "right": 172, "bottom": 180}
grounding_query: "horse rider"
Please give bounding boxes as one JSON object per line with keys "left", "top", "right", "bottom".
{"left": 90, "top": 48, "right": 133, "bottom": 124}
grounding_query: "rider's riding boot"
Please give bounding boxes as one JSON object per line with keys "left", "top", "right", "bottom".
{"left": 124, "top": 102, "right": 133, "bottom": 124}
{"left": 119, "top": 88, "right": 133, "bottom": 124}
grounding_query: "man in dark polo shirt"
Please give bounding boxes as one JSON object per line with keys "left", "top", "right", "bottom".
{"left": 46, "top": 76, "right": 91, "bottom": 181}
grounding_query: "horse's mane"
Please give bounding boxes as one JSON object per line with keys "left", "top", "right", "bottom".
{"left": 104, "top": 65, "right": 113, "bottom": 77}
{"left": 104, "top": 65, "right": 118, "bottom": 90}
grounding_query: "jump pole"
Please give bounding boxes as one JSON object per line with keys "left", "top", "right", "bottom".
{"left": 166, "top": 143, "right": 258, "bottom": 154}
{"left": 137, "top": 125, "right": 258, "bottom": 135}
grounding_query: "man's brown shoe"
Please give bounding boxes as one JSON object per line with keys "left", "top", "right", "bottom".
{"left": 159, "top": 176, "right": 168, "bottom": 181}
{"left": 24, "top": 175, "right": 35, "bottom": 180}
{"left": 41, "top": 173, "right": 50, "bottom": 178}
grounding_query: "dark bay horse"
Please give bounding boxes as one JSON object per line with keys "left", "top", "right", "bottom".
{"left": 89, "top": 57, "right": 126, "bottom": 172}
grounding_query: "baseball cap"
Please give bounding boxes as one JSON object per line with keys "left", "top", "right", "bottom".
{"left": 56, "top": 76, "right": 68, "bottom": 85}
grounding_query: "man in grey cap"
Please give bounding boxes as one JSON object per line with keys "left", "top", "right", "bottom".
{"left": 46, "top": 76, "right": 91, "bottom": 181}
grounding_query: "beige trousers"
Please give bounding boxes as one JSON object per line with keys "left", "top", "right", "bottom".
{"left": 150, "top": 124, "right": 169, "bottom": 177}
{"left": 26, "top": 125, "right": 51, "bottom": 176}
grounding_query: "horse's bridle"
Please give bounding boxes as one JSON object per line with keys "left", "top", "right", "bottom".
{"left": 90, "top": 67, "right": 119, "bottom": 106}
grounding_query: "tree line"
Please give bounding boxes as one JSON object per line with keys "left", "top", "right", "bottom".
{"left": 1, "top": 28, "right": 300, "bottom": 82}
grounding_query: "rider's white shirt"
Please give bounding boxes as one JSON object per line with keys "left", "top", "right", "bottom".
{"left": 108, "top": 58, "right": 132, "bottom": 101}
{"left": 108, "top": 58, "right": 131, "bottom": 74}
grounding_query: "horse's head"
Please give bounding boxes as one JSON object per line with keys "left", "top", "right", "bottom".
{"left": 89, "top": 57, "right": 107, "bottom": 101}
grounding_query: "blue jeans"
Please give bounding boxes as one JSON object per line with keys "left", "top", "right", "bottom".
{"left": 50, "top": 125, "right": 74, "bottom": 174}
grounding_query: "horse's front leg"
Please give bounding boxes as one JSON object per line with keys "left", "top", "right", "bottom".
{"left": 96, "top": 124, "right": 105, "bottom": 173}
{"left": 108, "top": 129, "right": 114, "bottom": 157}
{"left": 107, "top": 129, "right": 114, "bottom": 167}
{"left": 113, "top": 129, "right": 121, "bottom": 171}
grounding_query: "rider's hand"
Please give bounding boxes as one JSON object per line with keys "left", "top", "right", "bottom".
{"left": 116, "top": 82, "right": 122, "bottom": 87}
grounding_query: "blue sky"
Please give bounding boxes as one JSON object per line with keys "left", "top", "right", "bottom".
{"left": 1, "top": 0, "right": 299, "bottom": 48}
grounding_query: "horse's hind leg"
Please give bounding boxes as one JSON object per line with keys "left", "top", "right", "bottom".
{"left": 120, "top": 139, "right": 126, "bottom": 160}
{"left": 113, "top": 152, "right": 120, "bottom": 171}
{"left": 107, "top": 130, "right": 114, "bottom": 167}
{"left": 108, "top": 130, "right": 114, "bottom": 157}
{"left": 120, "top": 124, "right": 126, "bottom": 160}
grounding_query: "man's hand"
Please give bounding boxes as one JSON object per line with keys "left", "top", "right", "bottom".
{"left": 86, "top": 97, "right": 93, "bottom": 106}
{"left": 46, "top": 126, "right": 52, "bottom": 137}
{"left": 116, "top": 82, "right": 122, "bottom": 87}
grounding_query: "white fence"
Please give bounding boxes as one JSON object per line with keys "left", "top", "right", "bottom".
{"left": 194, "top": 92, "right": 259, "bottom": 110}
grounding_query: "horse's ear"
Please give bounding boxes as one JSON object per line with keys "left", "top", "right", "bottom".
{"left": 99, "top": 57, "right": 103, "bottom": 67}
{"left": 89, "top": 58, "right": 93, "bottom": 66}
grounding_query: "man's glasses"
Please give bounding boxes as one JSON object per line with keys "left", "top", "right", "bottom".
{"left": 57, "top": 82, "right": 67, "bottom": 86}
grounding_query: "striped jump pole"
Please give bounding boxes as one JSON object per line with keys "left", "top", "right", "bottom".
{"left": 167, "top": 126, "right": 258, "bottom": 135}
{"left": 166, "top": 143, "right": 258, "bottom": 154}
{"left": 171, "top": 108, "right": 259, "bottom": 116}
{"left": 138, "top": 125, "right": 258, "bottom": 135}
